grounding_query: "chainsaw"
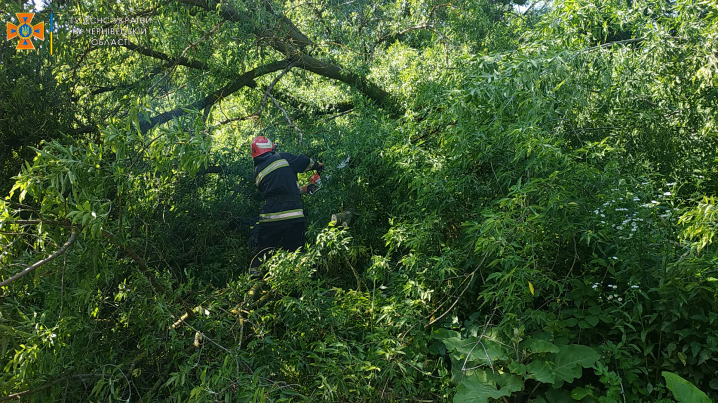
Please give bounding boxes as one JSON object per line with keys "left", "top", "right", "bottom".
{"left": 308, "top": 156, "right": 349, "bottom": 194}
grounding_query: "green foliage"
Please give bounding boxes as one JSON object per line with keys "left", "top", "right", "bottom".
{"left": 662, "top": 372, "right": 712, "bottom": 403}
{"left": 2, "top": 0, "right": 718, "bottom": 401}
{"left": 679, "top": 196, "right": 718, "bottom": 254}
{"left": 436, "top": 325, "right": 603, "bottom": 402}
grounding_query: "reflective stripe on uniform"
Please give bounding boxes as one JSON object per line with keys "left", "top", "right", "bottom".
{"left": 256, "top": 159, "right": 289, "bottom": 186}
{"left": 304, "top": 159, "right": 315, "bottom": 172}
{"left": 259, "top": 209, "right": 304, "bottom": 222}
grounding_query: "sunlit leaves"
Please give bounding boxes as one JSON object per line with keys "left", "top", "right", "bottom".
{"left": 678, "top": 196, "right": 718, "bottom": 254}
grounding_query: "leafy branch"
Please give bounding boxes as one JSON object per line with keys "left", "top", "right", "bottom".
{"left": 0, "top": 228, "right": 78, "bottom": 288}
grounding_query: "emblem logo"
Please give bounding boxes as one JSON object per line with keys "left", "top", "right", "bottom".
{"left": 7, "top": 13, "right": 45, "bottom": 50}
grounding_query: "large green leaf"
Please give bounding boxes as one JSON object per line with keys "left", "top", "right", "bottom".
{"left": 443, "top": 335, "right": 509, "bottom": 366}
{"left": 547, "top": 345, "right": 600, "bottom": 387}
{"left": 662, "top": 372, "right": 712, "bottom": 403}
{"left": 454, "top": 370, "right": 523, "bottom": 403}
{"left": 524, "top": 338, "right": 561, "bottom": 354}
{"left": 526, "top": 359, "right": 555, "bottom": 384}
{"left": 496, "top": 371, "right": 524, "bottom": 394}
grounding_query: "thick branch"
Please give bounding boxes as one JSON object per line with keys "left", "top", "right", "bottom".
{"left": 257, "top": 88, "right": 354, "bottom": 115}
{"left": 173, "top": 0, "right": 399, "bottom": 113}
{"left": 0, "top": 228, "right": 77, "bottom": 288}
{"left": 213, "top": 114, "right": 256, "bottom": 127}
{"left": 91, "top": 67, "right": 164, "bottom": 95}
{"left": 175, "top": 0, "right": 313, "bottom": 52}
{"left": 197, "top": 165, "right": 225, "bottom": 174}
{"left": 101, "top": 230, "right": 197, "bottom": 325}
{"left": 295, "top": 53, "right": 395, "bottom": 111}
{"left": 139, "top": 59, "right": 294, "bottom": 133}
{"left": 573, "top": 37, "right": 646, "bottom": 56}
{"left": 122, "top": 41, "right": 208, "bottom": 70}
{"left": 101, "top": 230, "right": 169, "bottom": 298}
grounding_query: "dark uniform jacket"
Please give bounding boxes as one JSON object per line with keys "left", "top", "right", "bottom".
{"left": 253, "top": 152, "right": 316, "bottom": 226}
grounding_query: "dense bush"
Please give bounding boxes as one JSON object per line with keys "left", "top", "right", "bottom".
{"left": 1, "top": 0, "right": 716, "bottom": 402}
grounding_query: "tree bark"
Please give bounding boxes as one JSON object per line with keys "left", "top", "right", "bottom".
{"left": 122, "top": 41, "right": 208, "bottom": 70}
{"left": 0, "top": 228, "right": 78, "bottom": 288}
{"left": 175, "top": 0, "right": 313, "bottom": 52}
{"left": 173, "top": 0, "right": 399, "bottom": 113}
{"left": 139, "top": 59, "right": 294, "bottom": 133}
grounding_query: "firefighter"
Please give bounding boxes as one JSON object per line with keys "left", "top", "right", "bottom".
{"left": 249, "top": 136, "right": 323, "bottom": 271}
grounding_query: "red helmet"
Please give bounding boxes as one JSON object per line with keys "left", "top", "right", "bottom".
{"left": 251, "top": 136, "right": 275, "bottom": 158}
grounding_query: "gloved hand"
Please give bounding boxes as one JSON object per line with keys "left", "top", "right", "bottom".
{"left": 300, "top": 183, "right": 318, "bottom": 195}
{"left": 316, "top": 162, "right": 324, "bottom": 174}
{"left": 307, "top": 183, "right": 318, "bottom": 195}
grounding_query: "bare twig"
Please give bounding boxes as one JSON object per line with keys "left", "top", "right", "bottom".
{"left": 570, "top": 37, "right": 646, "bottom": 60}
{"left": 522, "top": 1, "right": 538, "bottom": 16}
{"left": 100, "top": 229, "right": 195, "bottom": 318}
{"left": 462, "top": 309, "right": 498, "bottom": 372}
{"left": 324, "top": 108, "right": 354, "bottom": 121}
{"left": 268, "top": 93, "right": 304, "bottom": 142}
{"left": 426, "top": 250, "right": 489, "bottom": 326}
{"left": 59, "top": 251, "right": 66, "bottom": 320}
{"left": 257, "top": 60, "right": 299, "bottom": 117}
{"left": 213, "top": 114, "right": 257, "bottom": 127}
{"left": 0, "top": 228, "right": 77, "bottom": 288}
{"left": 426, "top": 273, "right": 473, "bottom": 320}
{"left": 147, "top": 21, "right": 225, "bottom": 94}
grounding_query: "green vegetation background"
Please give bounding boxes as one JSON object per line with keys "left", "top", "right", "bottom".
{"left": 0, "top": 0, "right": 717, "bottom": 402}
